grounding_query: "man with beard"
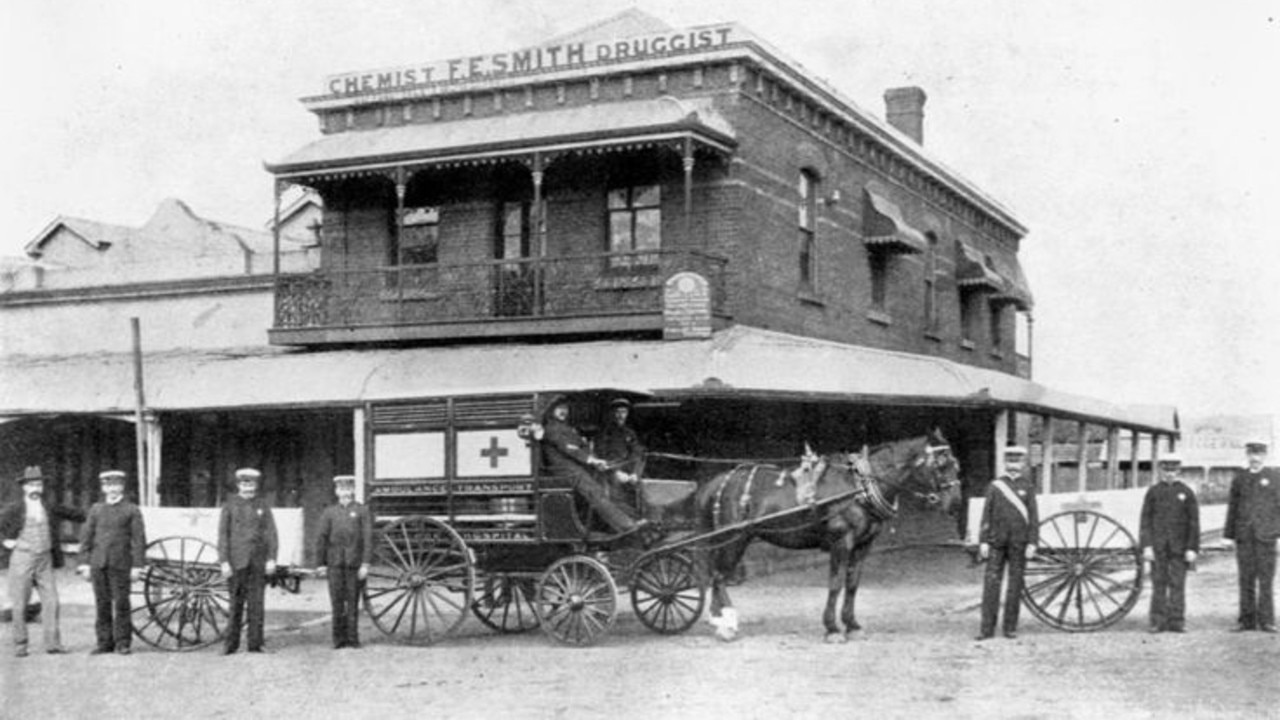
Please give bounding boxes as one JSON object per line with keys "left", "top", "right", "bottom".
{"left": 315, "top": 474, "right": 372, "bottom": 649}
{"left": 976, "top": 446, "right": 1039, "bottom": 641}
{"left": 0, "top": 466, "right": 86, "bottom": 657}
{"left": 1224, "top": 441, "right": 1280, "bottom": 633}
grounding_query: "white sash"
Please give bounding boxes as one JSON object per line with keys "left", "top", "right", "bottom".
{"left": 992, "top": 479, "right": 1029, "bottom": 525}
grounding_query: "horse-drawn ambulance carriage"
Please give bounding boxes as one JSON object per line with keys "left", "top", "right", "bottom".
{"left": 127, "top": 391, "right": 963, "bottom": 649}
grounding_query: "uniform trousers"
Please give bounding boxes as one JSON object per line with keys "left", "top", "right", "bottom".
{"left": 1148, "top": 548, "right": 1189, "bottom": 630}
{"left": 561, "top": 468, "right": 635, "bottom": 533}
{"left": 1235, "top": 536, "right": 1277, "bottom": 629}
{"left": 225, "top": 564, "right": 267, "bottom": 652}
{"left": 7, "top": 548, "right": 60, "bottom": 651}
{"left": 91, "top": 566, "right": 133, "bottom": 650}
{"left": 980, "top": 543, "right": 1027, "bottom": 636}
{"left": 328, "top": 566, "right": 362, "bottom": 647}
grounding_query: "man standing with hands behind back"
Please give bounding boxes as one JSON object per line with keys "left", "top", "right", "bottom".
{"left": 1223, "top": 440, "right": 1280, "bottom": 633}
{"left": 976, "top": 445, "right": 1039, "bottom": 641}
{"left": 1139, "top": 454, "right": 1199, "bottom": 633}
{"left": 315, "top": 474, "right": 372, "bottom": 649}
{"left": 77, "top": 470, "right": 147, "bottom": 655}
{"left": 217, "top": 467, "right": 278, "bottom": 654}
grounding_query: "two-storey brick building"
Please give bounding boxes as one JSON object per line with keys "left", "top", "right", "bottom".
{"left": 0, "top": 11, "right": 1176, "bottom": 553}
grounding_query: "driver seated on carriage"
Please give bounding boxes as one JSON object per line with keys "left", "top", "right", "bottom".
{"left": 532, "top": 394, "right": 652, "bottom": 543}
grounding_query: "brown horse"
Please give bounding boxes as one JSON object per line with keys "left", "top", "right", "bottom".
{"left": 696, "top": 433, "right": 962, "bottom": 643}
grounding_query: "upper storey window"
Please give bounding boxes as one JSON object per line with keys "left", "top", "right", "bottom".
{"left": 394, "top": 207, "right": 440, "bottom": 266}
{"left": 608, "top": 184, "right": 661, "bottom": 268}
{"left": 798, "top": 170, "right": 818, "bottom": 291}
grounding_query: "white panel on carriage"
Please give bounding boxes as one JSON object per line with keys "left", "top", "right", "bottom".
{"left": 375, "top": 431, "right": 446, "bottom": 479}
{"left": 137, "top": 506, "right": 306, "bottom": 567}
{"left": 455, "top": 428, "right": 531, "bottom": 477}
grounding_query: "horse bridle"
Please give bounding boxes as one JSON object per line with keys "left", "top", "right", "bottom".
{"left": 826, "top": 443, "right": 959, "bottom": 507}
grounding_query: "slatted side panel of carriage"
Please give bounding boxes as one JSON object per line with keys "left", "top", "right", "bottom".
{"left": 367, "top": 395, "right": 541, "bottom": 544}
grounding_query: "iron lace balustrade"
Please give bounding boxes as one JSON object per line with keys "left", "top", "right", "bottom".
{"left": 273, "top": 250, "right": 727, "bottom": 333}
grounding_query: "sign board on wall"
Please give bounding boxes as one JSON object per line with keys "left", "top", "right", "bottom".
{"left": 663, "top": 271, "right": 712, "bottom": 340}
{"left": 456, "top": 429, "right": 532, "bottom": 477}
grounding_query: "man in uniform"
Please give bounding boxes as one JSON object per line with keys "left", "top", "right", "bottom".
{"left": 217, "top": 467, "right": 278, "bottom": 654}
{"left": 76, "top": 470, "right": 148, "bottom": 655}
{"left": 976, "top": 445, "right": 1039, "bottom": 641}
{"left": 315, "top": 474, "right": 372, "bottom": 649}
{"left": 595, "top": 398, "right": 645, "bottom": 519}
{"left": 540, "top": 395, "right": 648, "bottom": 539}
{"left": 0, "top": 466, "right": 85, "bottom": 657}
{"left": 1139, "top": 453, "right": 1200, "bottom": 633}
{"left": 1223, "top": 440, "right": 1280, "bottom": 633}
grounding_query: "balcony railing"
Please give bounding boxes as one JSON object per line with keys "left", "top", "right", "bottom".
{"left": 273, "top": 250, "right": 727, "bottom": 334}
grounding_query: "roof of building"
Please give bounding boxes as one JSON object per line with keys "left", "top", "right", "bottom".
{"left": 268, "top": 96, "right": 735, "bottom": 175}
{"left": 289, "top": 10, "right": 1026, "bottom": 237}
{"left": 0, "top": 326, "right": 1176, "bottom": 434}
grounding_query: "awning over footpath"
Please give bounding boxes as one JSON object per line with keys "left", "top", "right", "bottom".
{"left": 267, "top": 96, "right": 736, "bottom": 177}
{"left": 0, "top": 326, "right": 1175, "bottom": 434}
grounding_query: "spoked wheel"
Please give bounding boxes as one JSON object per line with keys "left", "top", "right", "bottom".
{"left": 472, "top": 573, "right": 540, "bottom": 634}
{"left": 630, "top": 551, "right": 705, "bottom": 635}
{"left": 1022, "top": 510, "right": 1144, "bottom": 632}
{"left": 364, "top": 516, "right": 475, "bottom": 645}
{"left": 131, "top": 536, "right": 230, "bottom": 651}
{"left": 535, "top": 556, "right": 618, "bottom": 646}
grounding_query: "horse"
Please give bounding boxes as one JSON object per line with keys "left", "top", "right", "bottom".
{"left": 695, "top": 432, "right": 962, "bottom": 643}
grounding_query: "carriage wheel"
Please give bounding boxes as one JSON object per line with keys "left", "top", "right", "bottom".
{"left": 472, "top": 573, "right": 540, "bottom": 634}
{"left": 630, "top": 551, "right": 705, "bottom": 635}
{"left": 364, "top": 516, "right": 475, "bottom": 645}
{"left": 535, "top": 556, "right": 617, "bottom": 646}
{"left": 131, "top": 536, "right": 230, "bottom": 651}
{"left": 1022, "top": 510, "right": 1144, "bottom": 632}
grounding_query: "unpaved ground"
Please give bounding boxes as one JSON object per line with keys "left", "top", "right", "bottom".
{"left": 2, "top": 547, "right": 1277, "bottom": 720}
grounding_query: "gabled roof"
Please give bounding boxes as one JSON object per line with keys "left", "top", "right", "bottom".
{"left": 25, "top": 216, "right": 133, "bottom": 258}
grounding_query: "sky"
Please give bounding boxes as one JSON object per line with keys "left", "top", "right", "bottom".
{"left": 2, "top": 0, "right": 1278, "bottom": 419}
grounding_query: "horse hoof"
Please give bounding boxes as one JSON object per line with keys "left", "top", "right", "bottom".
{"left": 715, "top": 627, "right": 739, "bottom": 642}
{"left": 825, "top": 632, "right": 848, "bottom": 644}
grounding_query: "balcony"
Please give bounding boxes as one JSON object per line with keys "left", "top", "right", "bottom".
{"left": 269, "top": 250, "right": 729, "bottom": 346}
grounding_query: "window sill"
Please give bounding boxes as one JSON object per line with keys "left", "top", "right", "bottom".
{"left": 866, "top": 310, "right": 892, "bottom": 326}
{"left": 924, "top": 330, "right": 943, "bottom": 343}
{"left": 797, "top": 291, "right": 826, "bottom": 307}
{"left": 378, "top": 289, "right": 444, "bottom": 302}
{"left": 990, "top": 349, "right": 1005, "bottom": 360}
{"left": 960, "top": 339, "right": 975, "bottom": 351}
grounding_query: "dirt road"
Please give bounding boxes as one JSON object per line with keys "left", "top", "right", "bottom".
{"left": 2, "top": 546, "right": 1276, "bottom": 719}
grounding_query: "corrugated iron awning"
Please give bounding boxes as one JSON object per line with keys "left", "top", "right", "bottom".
{"left": 266, "top": 96, "right": 736, "bottom": 178}
{"left": 862, "top": 189, "right": 927, "bottom": 254}
{"left": 955, "top": 242, "right": 1004, "bottom": 292}
{"left": 988, "top": 254, "right": 1034, "bottom": 310}
{"left": 0, "top": 327, "right": 1174, "bottom": 434}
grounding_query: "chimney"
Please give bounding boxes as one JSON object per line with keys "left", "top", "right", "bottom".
{"left": 883, "top": 86, "right": 927, "bottom": 144}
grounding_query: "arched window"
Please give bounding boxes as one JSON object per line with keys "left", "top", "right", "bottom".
{"left": 798, "top": 170, "right": 818, "bottom": 290}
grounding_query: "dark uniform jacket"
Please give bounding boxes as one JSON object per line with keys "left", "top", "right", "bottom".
{"left": 542, "top": 417, "right": 596, "bottom": 477}
{"left": 0, "top": 499, "right": 86, "bottom": 570}
{"left": 1139, "top": 481, "right": 1200, "bottom": 553}
{"left": 979, "top": 474, "right": 1039, "bottom": 547}
{"left": 217, "top": 495, "right": 279, "bottom": 570}
{"left": 315, "top": 502, "right": 373, "bottom": 568}
{"left": 79, "top": 500, "right": 147, "bottom": 569}
{"left": 596, "top": 422, "right": 644, "bottom": 471}
{"left": 1224, "top": 467, "right": 1280, "bottom": 542}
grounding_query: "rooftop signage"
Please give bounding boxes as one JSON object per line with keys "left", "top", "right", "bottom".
{"left": 323, "top": 23, "right": 740, "bottom": 98}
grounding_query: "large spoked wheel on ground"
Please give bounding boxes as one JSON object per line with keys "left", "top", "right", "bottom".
{"left": 1022, "top": 510, "right": 1144, "bottom": 632}
{"left": 364, "top": 516, "right": 475, "bottom": 645}
{"left": 534, "top": 555, "right": 618, "bottom": 646}
{"left": 630, "top": 551, "right": 705, "bottom": 635}
{"left": 472, "top": 573, "right": 540, "bottom": 634}
{"left": 131, "top": 536, "right": 230, "bottom": 651}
